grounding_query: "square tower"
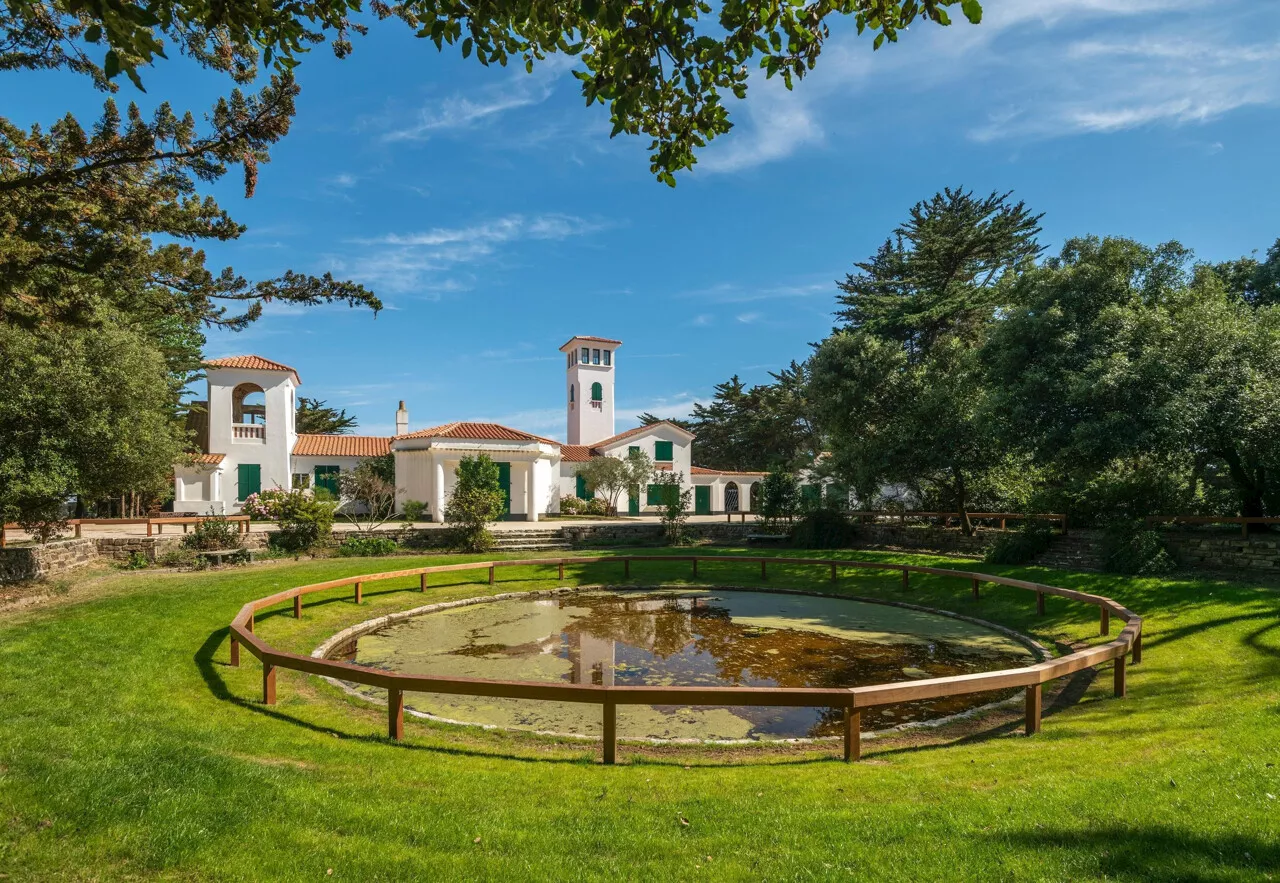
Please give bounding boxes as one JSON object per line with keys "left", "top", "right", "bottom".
{"left": 560, "top": 335, "right": 621, "bottom": 445}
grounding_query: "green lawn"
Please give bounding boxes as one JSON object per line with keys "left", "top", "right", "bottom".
{"left": 1, "top": 548, "right": 1277, "bottom": 881}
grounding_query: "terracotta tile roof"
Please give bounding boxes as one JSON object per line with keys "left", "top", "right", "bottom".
{"left": 204, "top": 355, "right": 301, "bottom": 384}
{"left": 691, "top": 466, "right": 768, "bottom": 476}
{"left": 293, "top": 434, "right": 391, "bottom": 457}
{"left": 591, "top": 420, "right": 695, "bottom": 449}
{"left": 559, "top": 335, "right": 622, "bottom": 351}
{"left": 560, "top": 444, "right": 596, "bottom": 462}
{"left": 396, "top": 422, "right": 560, "bottom": 446}
{"left": 190, "top": 453, "right": 225, "bottom": 465}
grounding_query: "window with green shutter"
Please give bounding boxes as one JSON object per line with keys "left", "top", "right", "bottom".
{"left": 591, "top": 382, "right": 603, "bottom": 402}
{"left": 628, "top": 445, "right": 640, "bottom": 456}
{"left": 314, "top": 465, "right": 340, "bottom": 496}
{"left": 654, "top": 440, "right": 673, "bottom": 462}
{"left": 576, "top": 474, "right": 590, "bottom": 500}
{"left": 646, "top": 484, "right": 664, "bottom": 505}
{"left": 237, "top": 463, "right": 261, "bottom": 501}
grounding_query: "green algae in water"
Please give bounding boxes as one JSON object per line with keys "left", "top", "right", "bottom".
{"left": 341, "top": 590, "right": 1036, "bottom": 741}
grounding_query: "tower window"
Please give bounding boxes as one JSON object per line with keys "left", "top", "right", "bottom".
{"left": 591, "top": 382, "right": 603, "bottom": 402}
{"left": 592, "top": 348, "right": 600, "bottom": 365}
{"left": 569, "top": 384, "right": 575, "bottom": 402}
{"left": 603, "top": 350, "right": 611, "bottom": 366}
{"left": 654, "top": 440, "right": 673, "bottom": 462}
{"left": 581, "top": 347, "right": 589, "bottom": 363}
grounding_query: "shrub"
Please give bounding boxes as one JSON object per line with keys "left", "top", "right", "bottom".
{"left": 121, "top": 550, "right": 149, "bottom": 569}
{"left": 14, "top": 497, "right": 69, "bottom": 544}
{"left": 1101, "top": 520, "right": 1174, "bottom": 575}
{"left": 181, "top": 513, "right": 242, "bottom": 551}
{"left": 241, "top": 488, "right": 295, "bottom": 520}
{"left": 560, "top": 495, "right": 584, "bottom": 515}
{"left": 157, "top": 548, "right": 199, "bottom": 568}
{"left": 402, "top": 499, "right": 428, "bottom": 522}
{"left": 984, "top": 520, "right": 1055, "bottom": 565}
{"left": 336, "top": 535, "right": 400, "bottom": 557}
{"left": 650, "top": 471, "right": 691, "bottom": 545}
{"left": 757, "top": 470, "right": 799, "bottom": 531}
{"left": 444, "top": 455, "right": 506, "bottom": 552}
{"left": 265, "top": 491, "right": 335, "bottom": 553}
{"left": 583, "top": 498, "right": 608, "bottom": 516}
{"left": 791, "top": 508, "right": 856, "bottom": 549}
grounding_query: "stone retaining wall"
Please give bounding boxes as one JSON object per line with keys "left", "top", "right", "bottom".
{"left": 1163, "top": 531, "right": 1280, "bottom": 571}
{"left": 847, "top": 524, "right": 992, "bottom": 557}
{"left": 0, "top": 538, "right": 99, "bottom": 581}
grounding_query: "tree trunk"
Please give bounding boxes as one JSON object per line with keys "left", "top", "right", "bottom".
{"left": 954, "top": 468, "right": 973, "bottom": 536}
{"left": 1219, "top": 448, "right": 1269, "bottom": 531}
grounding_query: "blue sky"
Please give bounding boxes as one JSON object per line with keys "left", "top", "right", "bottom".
{"left": 11, "top": 0, "right": 1280, "bottom": 439}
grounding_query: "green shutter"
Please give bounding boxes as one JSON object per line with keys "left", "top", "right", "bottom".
{"left": 646, "top": 484, "right": 663, "bottom": 506}
{"left": 628, "top": 493, "right": 640, "bottom": 516}
{"left": 591, "top": 382, "right": 603, "bottom": 401}
{"left": 497, "top": 462, "right": 512, "bottom": 518}
{"left": 237, "top": 463, "right": 261, "bottom": 501}
{"left": 576, "top": 473, "right": 590, "bottom": 500}
{"left": 802, "top": 484, "right": 821, "bottom": 504}
{"left": 628, "top": 445, "right": 640, "bottom": 456}
{"left": 654, "top": 440, "right": 673, "bottom": 462}
{"left": 695, "top": 485, "right": 711, "bottom": 515}
{"left": 314, "top": 465, "right": 340, "bottom": 496}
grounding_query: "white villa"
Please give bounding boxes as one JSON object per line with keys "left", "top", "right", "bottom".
{"left": 173, "top": 336, "right": 766, "bottom": 520}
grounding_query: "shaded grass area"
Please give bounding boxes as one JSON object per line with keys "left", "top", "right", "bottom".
{"left": 1, "top": 548, "right": 1278, "bottom": 881}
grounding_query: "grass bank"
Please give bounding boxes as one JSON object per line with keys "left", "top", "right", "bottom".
{"left": 0, "top": 549, "right": 1277, "bottom": 881}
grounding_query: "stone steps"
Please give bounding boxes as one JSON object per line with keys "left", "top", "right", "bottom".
{"left": 1034, "top": 531, "right": 1105, "bottom": 572}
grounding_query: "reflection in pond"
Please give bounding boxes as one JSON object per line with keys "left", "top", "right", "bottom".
{"left": 338, "top": 590, "right": 1036, "bottom": 741}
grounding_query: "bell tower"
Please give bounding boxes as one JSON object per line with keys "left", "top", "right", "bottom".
{"left": 560, "top": 335, "right": 620, "bottom": 445}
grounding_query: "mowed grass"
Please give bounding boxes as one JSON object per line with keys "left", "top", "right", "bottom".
{"left": 0, "top": 547, "right": 1278, "bottom": 881}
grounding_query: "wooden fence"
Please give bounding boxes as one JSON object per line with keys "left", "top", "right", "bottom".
{"left": 0, "top": 515, "right": 251, "bottom": 546}
{"left": 227, "top": 554, "right": 1141, "bottom": 764}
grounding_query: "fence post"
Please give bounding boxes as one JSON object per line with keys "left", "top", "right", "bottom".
{"left": 558, "top": 561, "right": 564, "bottom": 580}
{"left": 388, "top": 688, "right": 404, "bottom": 740}
{"left": 262, "top": 662, "right": 276, "bottom": 705}
{"left": 420, "top": 573, "right": 427, "bottom": 592}
{"left": 692, "top": 557, "right": 698, "bottom": 578}
{"left": 602, "top": 700, "right": 617, "bottom": 765}
{"left": 230, "top": 636, "right": 239, "bottom": 667}
{"left": 1024, "top": 684, "right": 1042, "bottom": 735}
{"left": 1242, "top": 519, "right": 1248, "bottom": 538}
{"left": 489, "top": 565, "right": 495, "bottom": 586}
{"left": 75, "top": 522, "right": 82, "bottom": 539}
{"left": 354, "top": 582, "right": 363, "bottom": 604}
{"left": 971, "top": 578, "right": 980, "bottom": 601}
{"left": 293, "top": 594, "right": 302, "bottom": 619}
{"left": 1113, "top": 655, "right": 1127, "bottom": 698}
{"left": 624, "top": 557, "right": 630, "bottom": 579}
{"left": 843, "top": 706, "right": 861, "bottom": 762}
{"left": 1132, "top": 632, "right": 1143, "bottom": 665}
{"left": 246, "top": 614, "right": 254, "bottom": 634}
{"left": 761, "top": 560, "right": 768, "bottom": 581}
{"left": 1100, "top": 608, "right": 1110, "bottom": 636}
{"left": 902, "top": 568, "right": 909, "bottom": 591}
{"left": 146, "top": 521, "right": 153, "bottom": 537}
{"left": 831, "top": 564, "right": 838, "bottom": 583}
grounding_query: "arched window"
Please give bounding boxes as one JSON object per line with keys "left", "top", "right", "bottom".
{"left": 591, "top": 382, "right": 603, "bottom": 402}
{"left": 232, "top": 383, "right": 266, "bottom": 425}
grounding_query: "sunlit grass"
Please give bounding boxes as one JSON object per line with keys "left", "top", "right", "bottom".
{"left": 0, "top": 547, "right": 1277, "bottom": 881}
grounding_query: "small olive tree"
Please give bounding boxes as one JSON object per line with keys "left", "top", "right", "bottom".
{"left": 650, "top": 470, "right": 692, "bottom": 545}
{"left": 338, "top": 457, "right": 398, "bottom": 531}
{"left": 444, "top": 455, "right": 506, "bottom": 552}
{"left": 758, "top": 470, "right": 800, "bottom": 531}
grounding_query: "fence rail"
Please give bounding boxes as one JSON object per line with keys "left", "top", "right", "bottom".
{"left": 0, "top": 515, "right": 251, "bottom": 546}
{"left": 1144, "top": 515, "right": 1280, "bottom": 537}
{"left": 227, "top": 554, "right": 1141, "bottom": 764}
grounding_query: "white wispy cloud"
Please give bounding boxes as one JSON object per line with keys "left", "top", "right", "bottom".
{"left": 330, "top": 213, "right": 603, "bottom": 294}
{"left": 381, "top": 57, "right": 575, "bottom": 143}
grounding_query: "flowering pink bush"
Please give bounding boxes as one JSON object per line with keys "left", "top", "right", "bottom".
{"left": 241, "top": 487, "right": 301, "bottom": 519}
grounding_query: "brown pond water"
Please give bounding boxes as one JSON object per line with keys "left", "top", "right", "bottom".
{"left": 338, "top": 589, "right": 1037, "bottom": 741}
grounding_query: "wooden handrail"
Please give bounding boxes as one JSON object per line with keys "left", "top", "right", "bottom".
{"left": 0, "top": 515, "right": 250, "bottom": 545}
{"left": 226, "top": 554, "right": 1142, "bottom": 764}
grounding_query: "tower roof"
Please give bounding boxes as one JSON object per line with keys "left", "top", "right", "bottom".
{"left": 559, "top": 335, "right": 622, "bottom": 352}
{"left": 203, "top": 355, "right": 301, "bottom": 385}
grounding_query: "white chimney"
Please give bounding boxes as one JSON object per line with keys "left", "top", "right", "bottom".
{"left": 395, "top": 400, "right": 408, "bottom": 437}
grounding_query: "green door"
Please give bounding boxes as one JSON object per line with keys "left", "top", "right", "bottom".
{"left": 237, "top": 463, "right": 261, "bottom": 501}
{"left": 695, "top": 486, "right": 711, "bottom": 515}
{"left": 576, "top": 474, "right": 590, "bottom": 500}
{"left": 496, "top": 462, "right": 512, "bottom": 519}
{"left": 628, "top": 492, "right": 639, "bottom": 516}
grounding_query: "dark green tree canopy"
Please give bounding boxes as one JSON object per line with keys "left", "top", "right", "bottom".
{"left": 3, "top": 0, "right": 983, "bottom": 184}
{"left": 296, "top": 398, "right": 359, "bottom": 434}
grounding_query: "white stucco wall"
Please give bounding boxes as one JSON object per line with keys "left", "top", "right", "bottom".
{"left": 203, "top": 366, "right": 297, "bottom": 513}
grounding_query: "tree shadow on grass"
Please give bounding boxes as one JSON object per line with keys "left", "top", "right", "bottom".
{"left": 994, "top": 824, "right": 1278, "bottom": 881}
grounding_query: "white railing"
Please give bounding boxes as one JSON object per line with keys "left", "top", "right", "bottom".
{"left": 233, "top": 424, "right": 266, "bottom": 442}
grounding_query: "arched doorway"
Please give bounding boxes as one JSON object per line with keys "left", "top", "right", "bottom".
{"left": 232, "top": 383, "right": 266, "bottom": 425}
{"left": 724, "top": 481, "right": 739, "bottom": 512}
